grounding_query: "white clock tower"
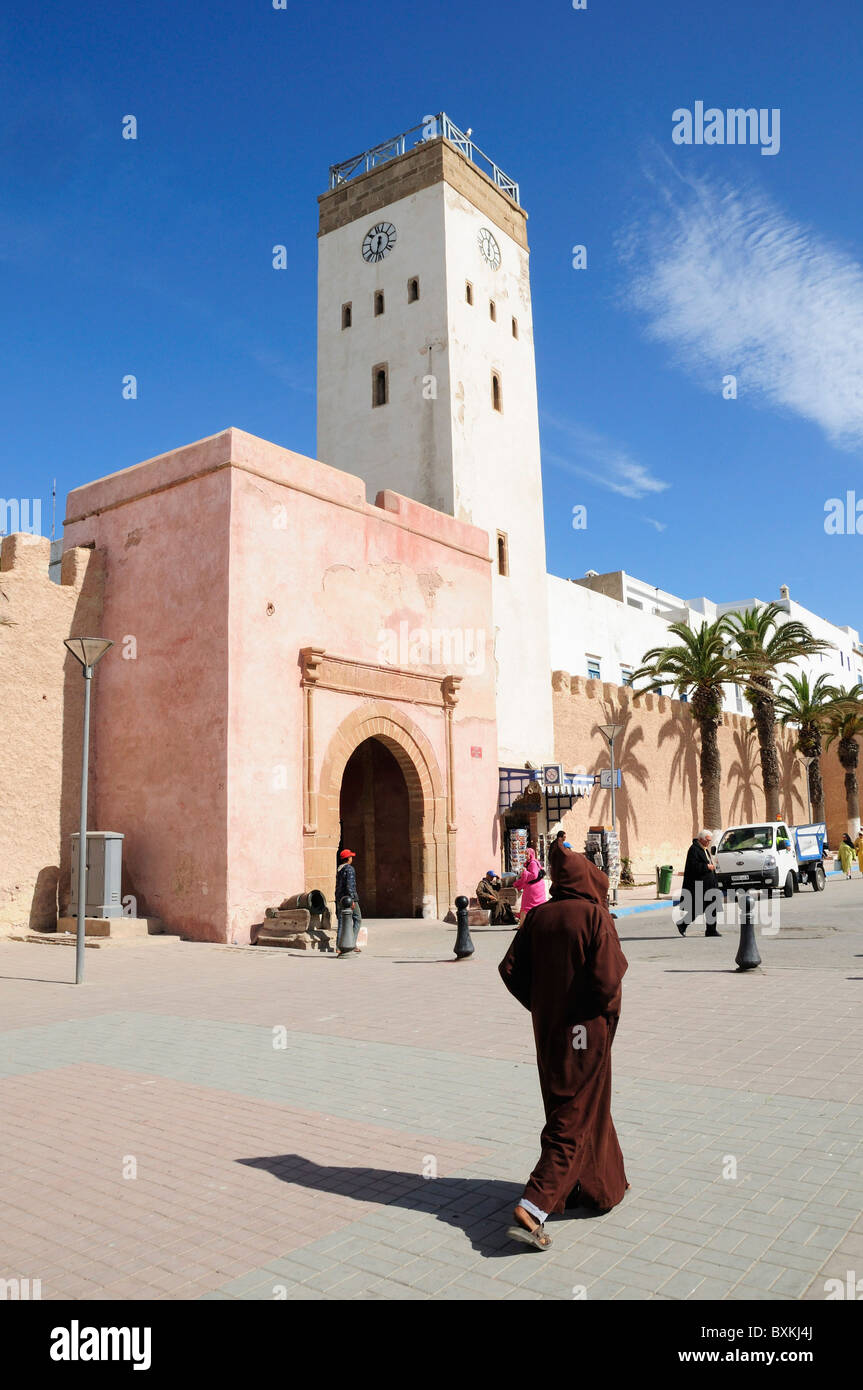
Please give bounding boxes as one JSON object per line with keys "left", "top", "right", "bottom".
{"left": 316, "top": 114, "right": 554, "bottom": 767}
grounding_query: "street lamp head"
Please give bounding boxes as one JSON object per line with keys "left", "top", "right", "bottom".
{"left": 598, "top": 723, "right": 624, "bottom": 743}
{"left": 64, "top": 637, "right": 113, "bottom": 669}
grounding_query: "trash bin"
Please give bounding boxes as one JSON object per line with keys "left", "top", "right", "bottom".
{"left": 658, "top": 864, "right": 674, "bottom": 895}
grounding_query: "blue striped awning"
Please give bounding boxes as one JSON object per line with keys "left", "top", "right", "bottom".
{"left": 498, "top": 768, "right": 595, "bottom": 814}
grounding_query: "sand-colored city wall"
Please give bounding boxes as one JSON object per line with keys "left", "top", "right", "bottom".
{"left": 552, "top": 672, "right": 860, "bottom": 876}
{"left": 0, "top": 533, "right": 104, "bottom": 929}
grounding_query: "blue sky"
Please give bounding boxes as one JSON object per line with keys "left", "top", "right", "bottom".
{"left": 2, "top": 0, "right": 861, "bottom": 631}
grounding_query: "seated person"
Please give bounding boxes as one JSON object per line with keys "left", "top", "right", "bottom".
{"left": 476, "top": 870, "right": 517, "bottom": 926}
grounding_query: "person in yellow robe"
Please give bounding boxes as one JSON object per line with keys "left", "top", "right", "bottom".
{"left": 839, "top": 834, "right": 856, "bottom": 877}
{"left": 855, "top": 830, "right": 863, "bottom": 875}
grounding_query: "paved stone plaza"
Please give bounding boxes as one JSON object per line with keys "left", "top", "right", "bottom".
{"left": 1, "top": 883, "right": 861, "bottom": 1302}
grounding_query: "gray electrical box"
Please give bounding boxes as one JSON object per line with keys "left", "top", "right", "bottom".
{"left": 70, "top": 832, "right": 125, "bottom": 918}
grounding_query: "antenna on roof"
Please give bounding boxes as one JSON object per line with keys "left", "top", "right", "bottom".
{"left": 51, "top": 479, "right": 56, "bottom": 541}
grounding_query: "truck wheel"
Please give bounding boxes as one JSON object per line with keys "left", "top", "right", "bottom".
{"left": 813, "top": 865, "right": 826, "bottom": 892}
{"left": 783, "top": 872, "right": 795, "bottom": 898}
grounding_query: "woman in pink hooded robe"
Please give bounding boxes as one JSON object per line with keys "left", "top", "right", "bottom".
{"left": 514, "top": 848, "right": 548, "bottom": 925}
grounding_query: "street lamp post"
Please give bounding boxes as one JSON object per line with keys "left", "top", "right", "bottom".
{"left": 64, "top": 638, "right": 113, "bottom": 984}
{"left": 598, "top": 723, "right": 624, "bottom": 905}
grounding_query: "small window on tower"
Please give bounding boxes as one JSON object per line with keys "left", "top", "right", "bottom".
{"left": 407, "top": 277, "right": 420, "bottom": 303}
{"left": 491, "top": 371, "right": 502, "bottom": 412}
{"left": 497, "top": 531, "right": 509, "bottom": 577}
{"left": 374, "top": 291, "right": 385, "bottom": 317}
{"left": 372, "top": 363, "right": 389, "bottom": 408}
{"left": 489, "top": 300, "right": 496, "bottom": 321}
{"left": 341, "top": 303, "right": 352, "bottom": 330}
{"left": 465, "top": 281, "right": 474, "bottom": 305}
{"left": 512, "top": 316, "right": 519, "bottom": 339}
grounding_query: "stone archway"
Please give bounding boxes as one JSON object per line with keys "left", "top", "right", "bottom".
{"left": 305, "top": 703, "right": 452, "bottom": 918}
{"left": 340, "top": 738, "right": 414, "bottom": 916}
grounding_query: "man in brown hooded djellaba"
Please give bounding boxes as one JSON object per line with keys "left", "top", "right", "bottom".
{"left": 498, "top": 845, "right": 629, "bottom": 1249}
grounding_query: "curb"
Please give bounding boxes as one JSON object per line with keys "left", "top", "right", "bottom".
{"left": 613, "top": 899, "right": 673, "bottom": 918}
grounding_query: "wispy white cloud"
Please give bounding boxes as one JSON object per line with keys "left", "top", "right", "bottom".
{"left": 643, "top": 517, "right": 667, "bottom": 531}
{"left": 249, "top": 348, "right": 315, "bottom": 396}
{"left": 620, "top": 167, "right": 863, "bottom": 450}
{"left": 543, "top": 416, "right": 670, "bottom": 499}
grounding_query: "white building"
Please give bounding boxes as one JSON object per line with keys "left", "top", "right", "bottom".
{"left": 550, "top": 569, "right": 863, "bottom": 713}
{"left": 315, "top": 115, "right": 862, "bottom": 852}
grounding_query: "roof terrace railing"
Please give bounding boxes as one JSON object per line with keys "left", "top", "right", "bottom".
{"left": 328, "top": 112, "right": 520, "bottom": 205}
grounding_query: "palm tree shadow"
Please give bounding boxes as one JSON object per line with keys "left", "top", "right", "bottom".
{"left": 595, "top": 698, "right": 650, "bottom": 860}
{"left": 728, "top": 724, "right": 760, "bottom": 823}
{"left": 777, "top": 731, "right": 805, "bottom": 822}
{"left": 657, "top": 712, "right": 699, "bottom": 829}
{"left": 237, "top": 1155, "right": 600, "bottom": 1258}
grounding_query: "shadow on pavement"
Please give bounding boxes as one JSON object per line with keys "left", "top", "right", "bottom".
{"left": 237, "top": 1154, "right": 605, "bottom": 1259}
{"left": 663, "top": 968, "right": 746, "bottom": 975}
{"left": 0, "top": 973, "right": 77, "bottom": 985}
{"left": 617, "top": 936, "right": 681, "bottom": 943}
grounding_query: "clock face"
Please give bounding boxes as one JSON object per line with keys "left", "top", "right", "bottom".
{"left": 478, "top": 227, "right": 501, "bottom": 269}
{"left": 362, "top": 222, "right": 397, "bottom": 263}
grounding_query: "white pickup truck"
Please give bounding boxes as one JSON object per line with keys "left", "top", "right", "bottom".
{"left": 713, "top": 821, "right": 827, "bottom": 898}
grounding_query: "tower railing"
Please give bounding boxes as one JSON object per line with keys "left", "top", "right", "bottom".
{"left": 328, "top": 113, "right": 520, "bottom": 205}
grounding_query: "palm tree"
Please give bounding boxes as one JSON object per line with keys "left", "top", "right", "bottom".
{"left": 721, "top": 603, "right": 832, "bottom": 821}
{"left": 631, "top": 619, "right": 732, "bottom": 830}
{"left": 824, "top": 687, "right": 863, "bottom": 836}
{"left": 774, "top": 672, "right": 840, "bottom": 824}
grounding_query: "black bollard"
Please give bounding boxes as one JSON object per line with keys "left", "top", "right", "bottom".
{"left": 454, "top": 894, "right": 475, "bottom": 960}
{"left": 337, "top": 894, "right": 358, "bottom": 957}
{"left": 734, "top": 891, "right": 762, "bottom": 972}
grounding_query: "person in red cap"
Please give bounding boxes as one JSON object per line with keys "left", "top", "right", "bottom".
{"left": 335, "top": 849, "right": 362, "bottom": 956}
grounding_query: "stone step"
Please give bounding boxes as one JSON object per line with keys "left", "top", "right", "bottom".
{"left": 55, "top": 916, "right": 174, "bottom": 940}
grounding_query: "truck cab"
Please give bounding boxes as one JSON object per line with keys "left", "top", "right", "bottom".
{"left": 713, "top": 821, "right": 800, "bottom": 898}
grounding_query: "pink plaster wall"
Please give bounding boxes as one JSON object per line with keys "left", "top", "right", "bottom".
{"left": 62, "top": 428, "right": 500, "bottom": 942}
{"left": 224, "top": 430, "right": 499, "bottom": 941}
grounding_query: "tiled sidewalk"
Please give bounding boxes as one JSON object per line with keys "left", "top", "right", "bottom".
{"left": 0, "top": 886, "right": 861, "bottom": 1301}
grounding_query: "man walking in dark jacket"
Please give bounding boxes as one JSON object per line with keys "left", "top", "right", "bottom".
{"left": 678, "top": 830, "right": 721, "bottom": 937}
{"left": 335, "top": 848, "right": 362, "bottom": 956}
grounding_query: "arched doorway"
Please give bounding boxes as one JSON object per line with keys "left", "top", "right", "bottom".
{"left": 305, "top": 702, "right": 453, "bottom": 918}
{"left": 339, "top": 738, "right": 413, "bottom": 916}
